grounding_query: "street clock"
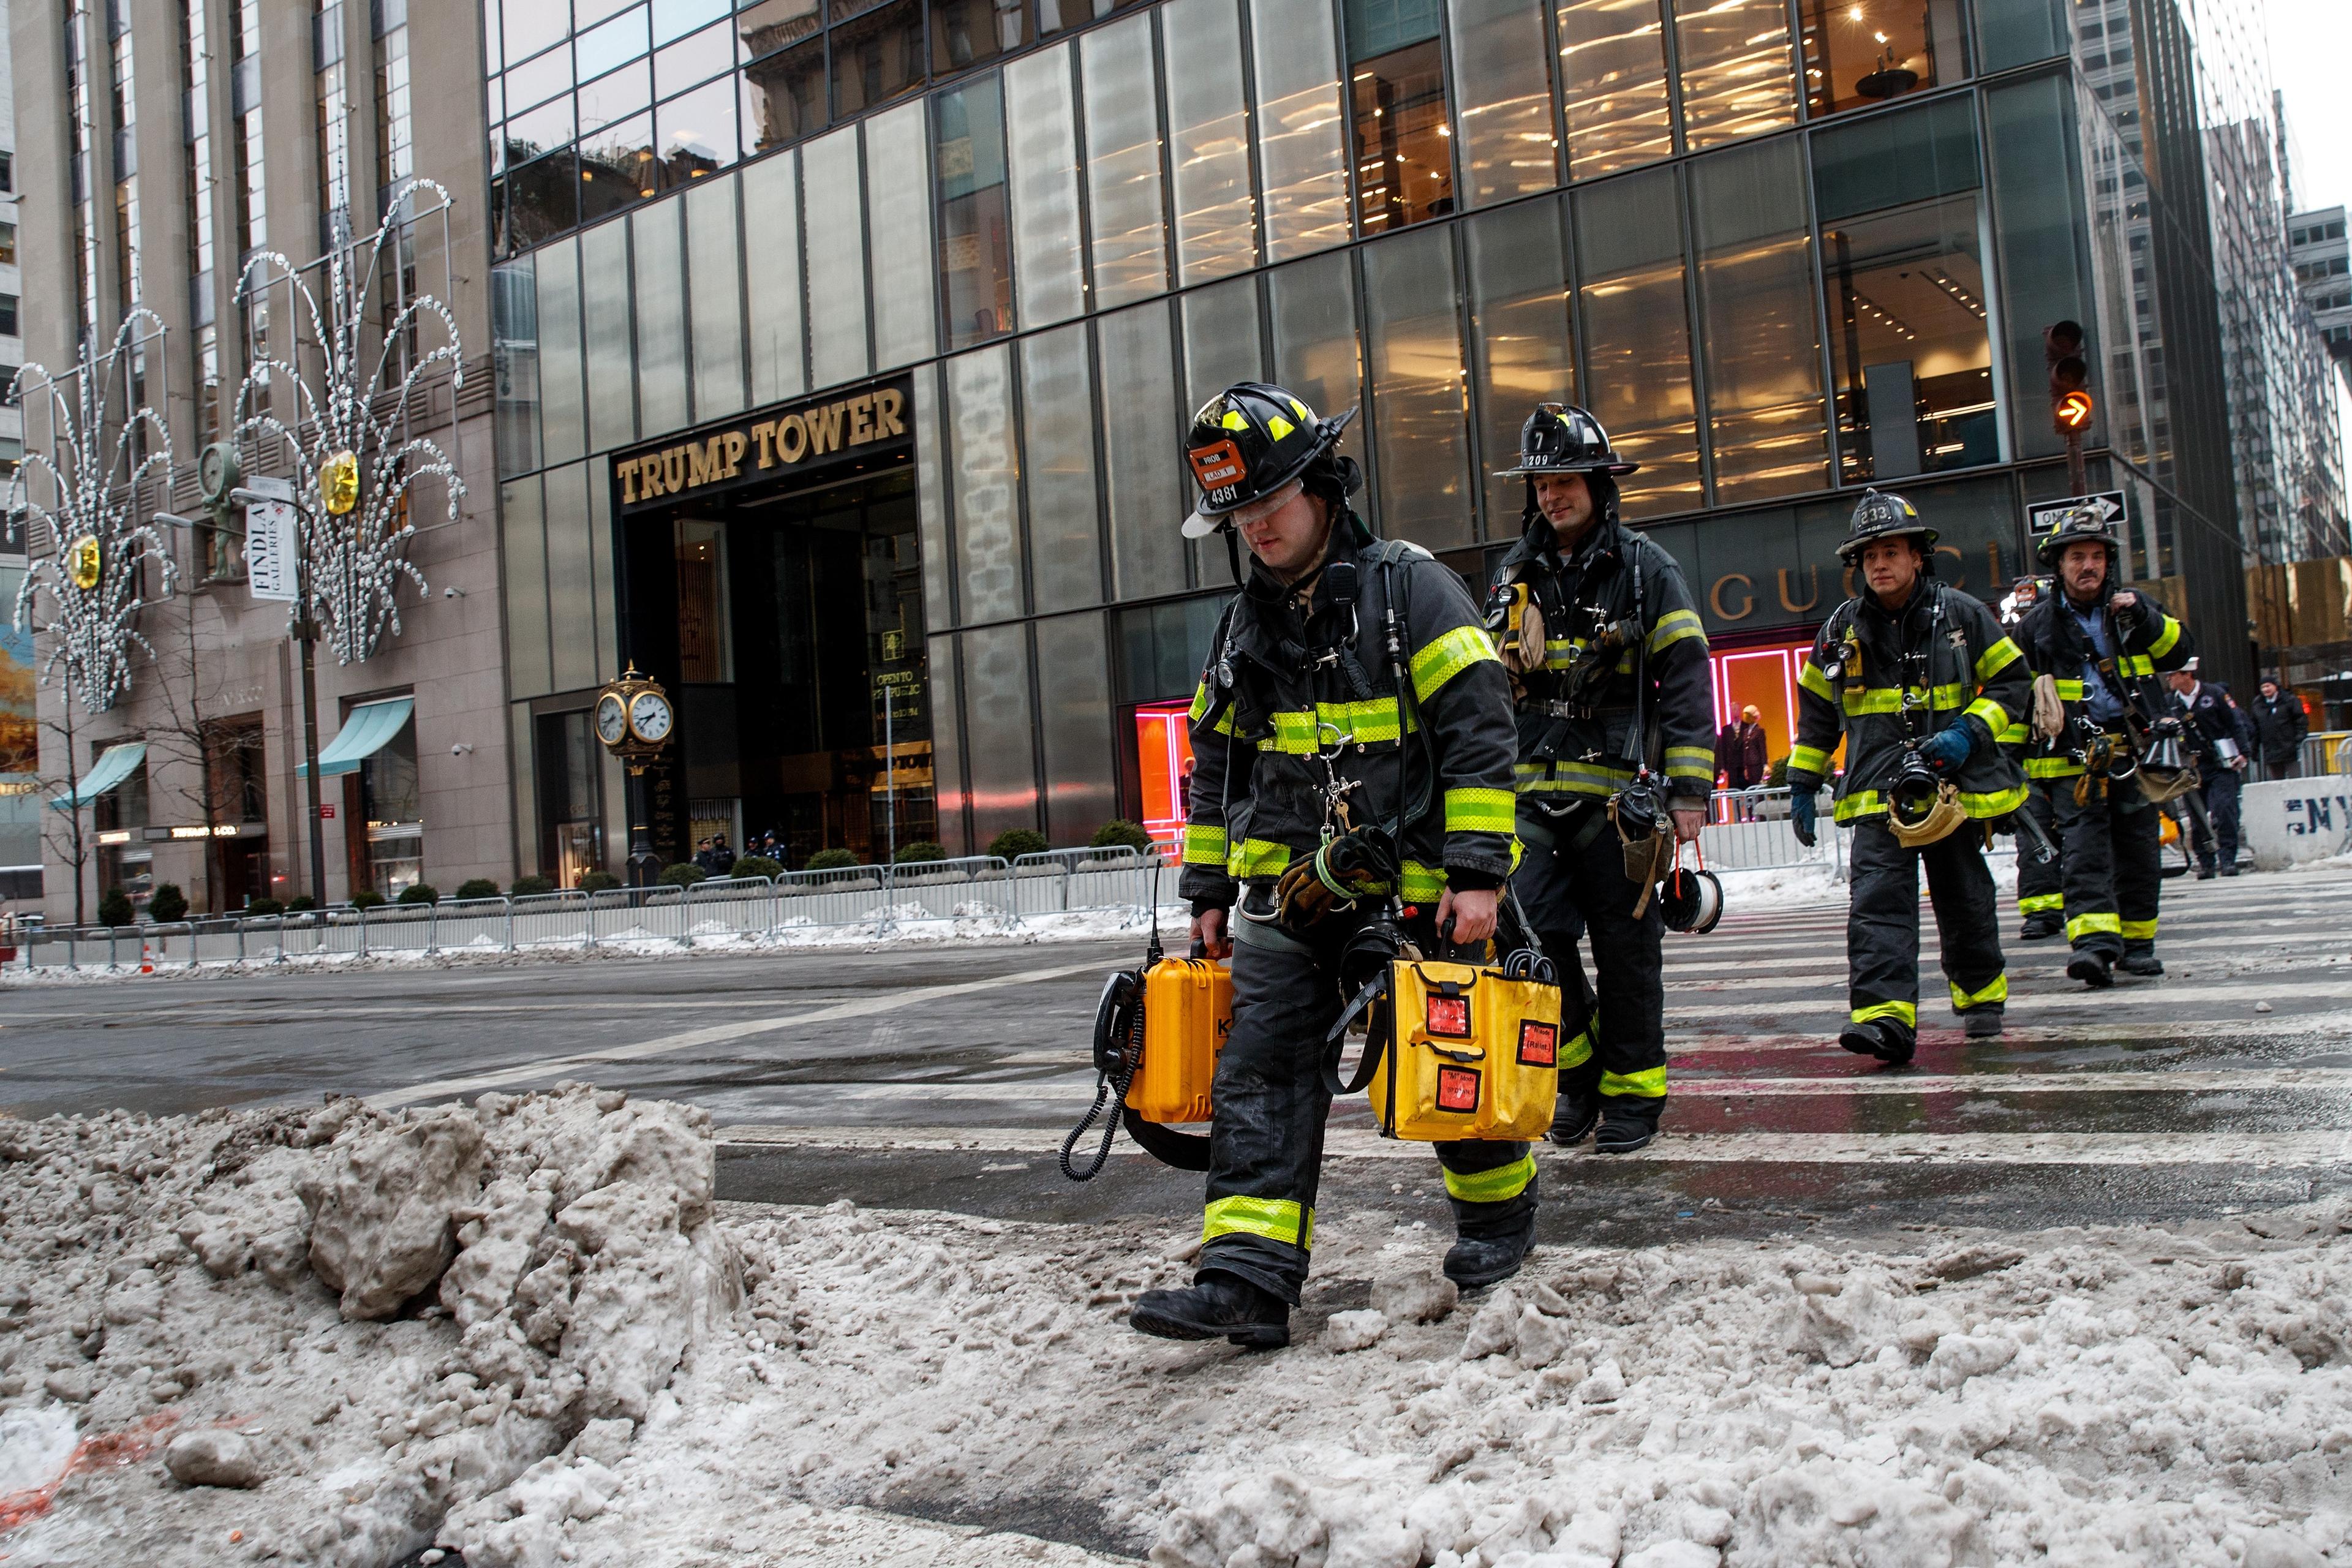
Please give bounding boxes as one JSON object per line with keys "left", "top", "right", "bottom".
{"left": 593, "top": 666, "right": 674, "bottom": 771}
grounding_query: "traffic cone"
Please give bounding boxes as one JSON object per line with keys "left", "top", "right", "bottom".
{"left": 140, "top": 938, "right": 153, "bottom": 974}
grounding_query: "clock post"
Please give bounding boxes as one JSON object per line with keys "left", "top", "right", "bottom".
{"left": 594, "top": 666, "right": 674, "bottom": 889}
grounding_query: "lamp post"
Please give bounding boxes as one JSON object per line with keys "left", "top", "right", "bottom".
{"left": 593, "top": 668, "right": 674, "bottom": 888}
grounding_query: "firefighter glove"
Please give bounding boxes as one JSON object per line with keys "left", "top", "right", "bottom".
{"left": 1789, "top": 789, "right": 1818, "bottom": 848}
{"left": 1918, "top": 723, "right": 1975, "bottom": 775}
{"left": 1271, "top": 824, "right": 1400, "bottom": 933}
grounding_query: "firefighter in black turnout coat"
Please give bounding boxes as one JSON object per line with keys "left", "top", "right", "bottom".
{"left": 1484, "top": 405, "right": 1715, "bottom": 1154}
{"left": 1785, "top": 491, "right": 2030, "bottom": 1066}
{"left": 1129, "top": 383, "right": 1528, "bottom": 1350}
{"left": 2008, "top": 505, "right": 2195, "bottom": 985}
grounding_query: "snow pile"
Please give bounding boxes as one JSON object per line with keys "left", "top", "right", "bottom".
{"left": 0, "top": 1086, "right": 738, "bottom": 1566}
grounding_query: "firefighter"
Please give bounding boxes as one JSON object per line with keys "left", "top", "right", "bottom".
{"left": 1784, "top": 491, "right": 2029, "bottom": 1065}
{"left": 1483, "top": 405, "right": 1714, "bottom": 1154}
{"left": 2011, "top": 506, "right": 2195, "bottom": 983}
{"left": 1129, "top": 382, "right": 1528, "bottom": 1349}
{"left": 1998, "top": 574, "right": 2065, "bottom": 941}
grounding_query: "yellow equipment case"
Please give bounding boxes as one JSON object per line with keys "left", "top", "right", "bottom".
{"left": 1366, "top": 959, "right": 1561, "bottom": 1140}
{"left": 1124, "top": 957, "right": 1232, "bottom": 1125}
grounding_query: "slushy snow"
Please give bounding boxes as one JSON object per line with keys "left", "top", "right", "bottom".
{"left": 3, "top": 1093, "right": 2349, "bottom": 1567}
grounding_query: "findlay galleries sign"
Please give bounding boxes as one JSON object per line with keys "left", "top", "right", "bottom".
{"left": 614, "top": 377, "right": 913, "bottom": 513}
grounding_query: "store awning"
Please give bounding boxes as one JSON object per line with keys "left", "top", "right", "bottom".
{"left": 296, "top": 698, "right": 414, "bottom": 778}
{"left": 51, "top": 741, "right": 146, "bottom": 810}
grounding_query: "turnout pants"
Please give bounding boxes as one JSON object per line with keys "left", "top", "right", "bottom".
{"left": 1510, "top": 805, "right": 1668, "bottom": 1110}
{"left": 2189, "top": 768, "right": 2244, "bottom": 872}
{"left": 2051, "top": 773, "right": 2163, "bottom": 959}
{"left": 2016, "top": 778, "right": 2064, "bottom": 926}
{"left": 1846, "top": 818, "right": 2008, "bottom": 1031}
{"left": 1198, "top": 899, "right": 1536, "bottom": 1305}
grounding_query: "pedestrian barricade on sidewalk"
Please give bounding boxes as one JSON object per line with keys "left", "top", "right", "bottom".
{"left": 1697, "top": 786, "right": 1845, "bottom": 875}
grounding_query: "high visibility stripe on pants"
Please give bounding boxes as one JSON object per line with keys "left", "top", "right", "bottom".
{"left": 1852, "top": 1000, "right": 1917, "bottom": 1028}
{"left": 1442, "top": 1153, "right": 1536, "bottom": 1205}
{"left": 2018, "top": 893, "right": 2063, "bottom": 914}
{"left": 2067, "top": 912, "right": 2122, "bottom": 943}
{"left": 1558, "top": 1024, "right": 1595, "bottom": 1071}
{"left": 1203, "top": 1195, "right": 1312, "bottom": 1251}
{"left": 1950, "top": 972, "right": 2008, "bottom": 1011}
{"left": 1599, "top": 1066, "right": 1667, "bottom": 1099}
{"left": 2121, "top": 918, "right": 2157, "bottom": 941}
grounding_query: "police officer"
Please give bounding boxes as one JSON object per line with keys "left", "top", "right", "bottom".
{"left": 1484, "top": 405, "right": 1714, "bottom": 1154}
{"left": 2167, "top": 659, "right": 2253, "bottom": 878}
{"left": 1130, "top": 383, "right": 1529, "bottom": 1349}
{"left": 1785, "top": 492, "right": 2029, "bottom": 1064}
{"left": 2011, "top": 506, "right": 2195, "bottom": 984}
{"left": 1997, "top": 575, "right": 2065, "bottom": 941}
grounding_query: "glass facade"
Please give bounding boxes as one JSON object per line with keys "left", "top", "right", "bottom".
{"left": 484, "top": 0, "right": 2335, "bottom": 867}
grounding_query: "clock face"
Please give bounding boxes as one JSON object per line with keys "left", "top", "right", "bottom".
{"left": 595, "top": 693, "right": 629, "bottom": 745}
{"left": 628, "top": 691, "right": 674, "bottom": 743}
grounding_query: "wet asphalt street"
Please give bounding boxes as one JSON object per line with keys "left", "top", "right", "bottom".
{"left": 2, "top": 869, "right": 2348, "bottom": 1245}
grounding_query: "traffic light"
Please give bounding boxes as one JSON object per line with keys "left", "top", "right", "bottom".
{"left": 2046, "top": 320, "right": 2094, "bottom": 436}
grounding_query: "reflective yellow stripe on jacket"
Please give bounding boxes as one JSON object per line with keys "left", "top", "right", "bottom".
{"left": 1410, "top": 625, "right": 1501, "bottom": 703}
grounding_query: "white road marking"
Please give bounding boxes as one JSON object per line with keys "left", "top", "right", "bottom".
{"left": 1673, "top": 1068, "right": 2352, "bottom": 1095}
{"left": 1665, "top": 979, "right": 2352, "bottom": 1022}
{"left": 366, "top": 960, "right": 1108, "bottom": 1110}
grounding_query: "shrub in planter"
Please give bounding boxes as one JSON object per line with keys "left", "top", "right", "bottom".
{"left": 287, "top": 895, "right": 317, "bottom": 913}
{"left": 351, "top": 889, "right": 388, "bottom": 910}
{"left": 731, "top": 854, "right": 782, "bottom": 880}
{"left": 509, "top": 873, "right": 554, "bottom": 897}
{"left": 397, "top": 884, "right": 439, "bottom": 905}
{"left": 1766, "top": 756, "right": 1789, "bottom": 788}
{"left": 659, "top": 862, "right": 708, "bottom": 888}
{"left": 578, "top": 870, "right": 621, "bottom": 894}
{"left": 805, "top": 848, "right": 860, "bottom": 872}
{"left": 1088, "top": 819, "right": 1152, "bottom": 853}
{"left": 454, "top": 877, "right": 502, "bottom": 901}
{"left": 893, "top": 840, "right": 948, "bottom": 864}
{"left": 244, "top": 897, "right": 284, "bottom": 918}
{"left": 985, "top": 829, "right": 1047, "bottom": 861}
{"left": 147, "top": 883, "right": 189, "bottom": 922}
{"left": 97, "top": 888, "right": 134, "bottom": 929}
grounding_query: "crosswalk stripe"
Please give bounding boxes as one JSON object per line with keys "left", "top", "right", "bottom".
{"left": 1672, "top": 1069, "right": 2352, "bottom": 1095}
{"left": 1665, "top": 981, "right": 2352, "bottom": 1021}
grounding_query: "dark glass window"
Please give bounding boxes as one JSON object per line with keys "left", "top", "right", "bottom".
{"left": 1346, "top": 0, "right": 1452, "bottom": 235}
{"left": 832, "top": 0, "right": 924, "bottom": 119}
{"left": 1799, "top": 0, "right": 1966, "bottom": 118}
{"left": 657, "top": 75, "right": 739, "bottom": 184}
{"left": 577, "top": 61, "right": 652, "bottom": 134}
{"left": 578, "top": 112, "right": 655, "bottom": 217}
{"left": 932, "top": 0, "right": 1028, "bottom": 74}
{"left": 0, "top": 295, "right": 19, "bottom": 337}
{"left": 1823, "top": 194, "right": 1995, "bottom": 483}
{"left": 743, "top": 37, "right": 828, "bottom": 149}
{"left": 936, "top": 75, "right": 1012, "bottom": 348}
{"left": 494, "top": 149, "right": 581, "bottom": 256}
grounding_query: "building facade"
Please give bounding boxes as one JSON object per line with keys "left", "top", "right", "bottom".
{"left": 2288, "top": 206, "right": 2351, "bottom": 369}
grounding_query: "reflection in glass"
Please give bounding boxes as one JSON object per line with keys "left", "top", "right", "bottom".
{"left": 687, "top": 172, "right": 746, "bottom": 420}
{"left": 575, "top": 6, "right": 649, "bottom": 81}
{"left": 1799, "top": 0, "right": 1965, "bottom": 117}
{"left": 1251, "top": 0, "right": 1349, "bottom": 260}
{"left": 576, "top": 61, "right": 651, "bottom": 137}
{"left": 1450, "top": 0, "right": 1556, "bottom": 209}
{"left": 1574, "top": 166, "right": 1700, "bottom": 515}
{"left": 507, "top": 92, "right": 579, "bottom": 159}
{"left": 1824, "top": 194, "right": 1994, "bottom": 483}
{"left": 507, "top": 40, "right": 575, "bottom": 114}
{"left": 927, "top": 632, "right": 968, "bottom": 846}
{"left": 1005, "top": 45, "right": 1084, "bottom": 326}
{"left": 1268, "top": 249, "right": 1360, "bottom": 427}
{"left": 1080, "top": 15, "right": 1167, "bottom": 307}
{"left": 1363, "top": 228, "right": 1473, "bottom": 551}
{"left": 1351, "top": 40, "right": 1453, "bottom": 234}
{"left": 506, "top": 6, "right": 567, "bottom": 72}
{"left": 931, "top": 0, "right": 1028, "bottom": 73}
{"left": 578, "top": 111, "right": 655, "bottom": 220}
{"left": 1556, "top": 0, "right": 1671, "bottom": 180}
{"left": 536, "top": 236, "right": 587, "bottom": 466}
{"left": 1163, "top": 0, "right": 1256, "bottom": 284}
{"left": 581, "top": 217, "right": 637, "bottom": 451}
{"left": 1099, "top": 301, "right": 1188, "bottom": 601}
{"left": 914, "top": 366, "right": 954, "bottom": 625}
{"left": 1182, "top": 274, "right": 1264, "bottom": 410}
{"left": 959, "top": 623, "right": 1038, "bottom": 843}
{"left": 948, "top": 345, "right": 1025, "bottom": 624}
{"left": 654, "top": 20, "right": 734, "bottom": 97}
{"left": 1022, "top": 324, "right": 1103, "bottom": 613}
{"left": 938, "top": 75, "right": 1014, "bottom": 348}
{"left": 653, "top": 0, "right": 728, "bottom": 44}
{"left": 832, "top": 0, "right": 924, "bottom": 119}
{"left": 1467, "top": 197, "right": 1574, "bottom": 533}
{"left": 494, "top": 257, "right": 543, "bottom": 477}
{"left": 1672, "top": 0, "right": 1796, "bottom": 150}
{"left": 741, "top": 37, "right": 826, "bottom": 148}
{"left": 742, "top": 148, "right": 807, "bottom": 402}
{"left": 867, "top": 100, "right": 938, "bottom": 368}
{"left": 633, "top": 201, "right": 690, "bottom": 435}
{"left": 1036, "top": 611, "right": 1116, "bottom": 842}
{"left": 657, "top": 75, "right": 738, "bottom": 186}
{"left": 502, "top": 477, "right": 552, "bottom": 695}
{"left": 497, "top": 149, "right": 580, "bottom": 255}
{"left": 803, "top": 127, "right": 872, "bottom": 388}
{"left": 1687, "top": 136, "right": 1828, "bottom": 502}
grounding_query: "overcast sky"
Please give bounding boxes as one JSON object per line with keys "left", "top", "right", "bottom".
{"left": 2267, "top": 0, "right": 2352, "bottom": 216}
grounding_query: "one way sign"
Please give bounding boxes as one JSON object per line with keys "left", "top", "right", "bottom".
{"left": 2027, "top": 490, "right": 2128, "bottom": 537}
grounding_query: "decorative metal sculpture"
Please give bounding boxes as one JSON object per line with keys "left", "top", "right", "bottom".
{"left": 8, "top": 308, "right": 178, "bottom": 716}
{"left": 231, "top": 177, "right": 466, "bottom": 665}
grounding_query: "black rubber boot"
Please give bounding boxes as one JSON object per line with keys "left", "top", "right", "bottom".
{"left": 2220, "top": 864, "right": 2239, "bottom": 877}
{"left": 1594, "top": 1099, "right": 1664, "bottom": 1154}
{"left": 1130, "top": 1270, "right": 1290, "bottom": 1349}
{"left": 1547, "top": 1090, "right": 1599, "bottom": 1147}
{"left": 1444, "top": 1216, "right": 1535, "bottom": 1290}
{"left": 2019, "top": 913, "right": 2062, "bottom": 941}
{"left": 1838, "top": 1018, "right": 1916, "bottom": 1066}
{"left": 2067, "top": 951, "right": 2114, "bottom": 989}
{"left": 1962, "top": 1005, "right": 2004, "bottom": 1039}
{"left": 2193, "top": 866, "right": 2215, "bottom": 880}
{"left": 2117, "top": 950, "right": 2164, "bottom": 976}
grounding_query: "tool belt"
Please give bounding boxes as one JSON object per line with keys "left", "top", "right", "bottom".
{"left": 1325, "top": 957, "right": 1559, "bottom": 1142}
{"left": 1609, "top": 790, "right": 1674, "bottom": 916}
{"left": 2071, "top": 730, "right": 2136, "bottom": 806}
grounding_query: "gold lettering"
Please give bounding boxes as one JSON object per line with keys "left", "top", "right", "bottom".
{"left": 752, "top": 421, "right": 777, "bottom": 467}
{"left": 1842, "top": 565, "right": 1859, "bottom": 600}
{"left": 874, "top": 387, "right": 906, "bottom": 438}
{"left": 806, "top": 401, "right": 846, "bottom": 455}
{"left": 1776, "top": 565, "right": 1819, "bottom": 615}
{"left": 687, "top": 437, "right": 723, "bottom": 489}
{"left": 1709, "top": 573, "right": 1754, "bottom": 622}
{"left": 776, "top": 413, "right": 809, "bottom": 463}
{"left": 639, "top": 455, "right": 665, "bottom": 500}
{"left": 848, "top": 394, "right": 875, "bottom": 445}
{"left": 617, "top": 457, "right": 641, "bottom": 504}
{"left": 723, "top": 429, "right": 748, "bottom": 477}
{"left": 1936, "top": 545, "right": 1964, "bottom": 589}
{"left": 659, "top": 447, "right": 685, "bottom": 496}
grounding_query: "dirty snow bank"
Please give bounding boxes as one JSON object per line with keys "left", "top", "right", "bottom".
{"left": 0, "top": 1087, "right": 738, "bottom": 1566}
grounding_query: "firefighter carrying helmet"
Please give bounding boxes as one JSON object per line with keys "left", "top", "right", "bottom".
{"left": 1491, "top": 404, "right": 1638, "bottom": 478}
{"left": 1835, "top": 488, "right": 1937, "bottom": 562}
{"left": 2035, "top": 502, "right": 2121, "bottom": 568}
{"left": 1181, "top": 382, "right": 1359, "bottom": 538}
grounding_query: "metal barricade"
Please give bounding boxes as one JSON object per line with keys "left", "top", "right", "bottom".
{"left": 1697, "top": 786, "right": 1844, "bottom": 875}
{"left": 775, "top": 863, "right": 891, "bottom": 927}
{"left": 1007, "top": 846, "right": 1158, "bottom": 917}
{"left": 683, "top": 876, "right": 777, "bottom": 943}
{"left": 511, "top": 889, "right": 589, "bottom": 950}
{"left": 429, "top": 896, "right": 516, "bottom": 955}
{"left": 881, "top": 856, "right": 1015, "bottom": 921}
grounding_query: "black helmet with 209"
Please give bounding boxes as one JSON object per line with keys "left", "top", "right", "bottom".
{"left": 1835, "top": 488, "right": 1937, "bottom": 563}
{"left": 1491, "top": 404, "right": 1640, "bottom": 479}
{"left": 1180, "top": 382, "right": 1359, "bottom": 539}
{"left": 2034, "top": 501, "right": 2122, "bottom": 569}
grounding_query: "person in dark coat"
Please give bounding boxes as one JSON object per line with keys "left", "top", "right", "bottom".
{"left": 2252, "top": 677, "right": 2309, "bottom": 779}
{"left": 2166, "top": 662, "right": 2253, "bottom": 876}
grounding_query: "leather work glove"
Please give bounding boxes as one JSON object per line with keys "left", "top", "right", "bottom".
{"left": 1272, "top": 824, "right": 1400, "bottom": 934}
{"left": 1917, "top": 724, "right": 1975, "bottom": 775}
{"left": 1789, "top": 789, "right": 1818, "bottom": 848}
